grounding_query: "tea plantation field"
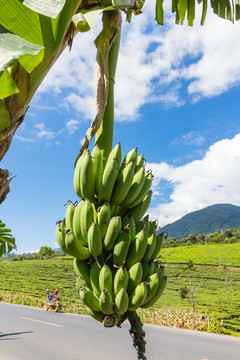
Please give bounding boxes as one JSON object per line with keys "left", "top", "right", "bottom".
{"left": 0, "top": 243, "right": 240, "bottom": 337}
{"left": 160, "top": 243, "right": 240, "bottom": 267}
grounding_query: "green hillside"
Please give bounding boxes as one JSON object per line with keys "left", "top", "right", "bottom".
{"left": 161, "top": 203, "right": 240, "bottom": 239}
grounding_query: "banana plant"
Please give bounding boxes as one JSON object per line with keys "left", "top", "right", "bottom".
{"left": 0, "top": 1, "right": 239, "bottom": 358}
{"left": 0, "top": 220, "right": 16, "bottom": 257}
{"left": 0, "top": 0, "right": 240, "bottom": 204}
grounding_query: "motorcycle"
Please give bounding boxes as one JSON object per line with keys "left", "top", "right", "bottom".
{"left": 44, "top": 289, "right": 62, "bottom": 312}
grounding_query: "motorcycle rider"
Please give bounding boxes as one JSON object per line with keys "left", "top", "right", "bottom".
{"left": 46, "top": 289, "right": 59, "bottom": 302}
{"left": 45, "top": 289, "right": 61, "bottom": 311}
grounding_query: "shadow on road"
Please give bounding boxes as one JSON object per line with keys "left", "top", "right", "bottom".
{"left": 0, "top": 331, "right": 34, "bottom": 340}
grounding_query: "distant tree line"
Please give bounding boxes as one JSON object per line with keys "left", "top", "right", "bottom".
{"left": 163, "top": 228, "right": 240, "bottom": 248}
{"left": 6, "top": 246, "right": 65, "bottom": 261}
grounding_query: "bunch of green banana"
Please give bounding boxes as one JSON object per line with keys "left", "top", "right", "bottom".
{"left": 56, "top": 143, "right": 168, "bottom": 326}
{"left": 72, "top": 143, "right": 153, "bottom": 210}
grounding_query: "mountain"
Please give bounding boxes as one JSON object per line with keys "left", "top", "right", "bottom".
{"left": 160, "top": 203, "right": 240, "bottom": 239}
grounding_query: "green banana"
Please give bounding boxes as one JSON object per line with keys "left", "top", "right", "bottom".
{"left": 122, "top": 215, "right": 136, "bottom": 243}
{"left": 128, "top": 282, "right": 147, "bottom": 311}
{"left": 148, "top": 219, "right": 158, "bottom": 235}
{"left": 85, "top": 306, "right": 105, "bottom": 323}
{"left": 142, "top": 261, "right": 155, "bottom": 281}
{"left": 80, "top": 199, "right": 94, "bottom": 245}
{"left": 120, "top": 166, "right": 146, "bottom": 207}
{"left": 134, "top": 154, "right": 145, "bottom": 173}
{"left": 79, "top": 149, "right": 95, "bottom": 202}
{"left": 73, "top": 258, "right": 91, "bottom": 286}
{"left": 91, "top": 202, "right": 97, "bottom": 222}
{"left": 80, "top": 286, "right": 101, "bottom": 311}
{"left": 141, "top": 272, "right": 159, "bottom": 306}
{"left": 127, "top": 170, "right": 153, "bottom": 209}
{"left": 112, "top": 205, "right": 128, "bottom": 218}
{"left": 55, "top": 220, "right": 68, "bottom": 254}
{"left": 136, "top": 215, "right": 150, "bottom": 235}
{"left": 142, "top": 232, "right": 156, "bottom": 263}
{"left": 150, "top": 232, "right": 164, "bottom": 260}
{"left": 91, "top": 143, "right": 104, "bottom": 196}
{"left": 113, "top": 226, "right": 131, "bottom": 267}
{"left": 76, "top": 277, "right": 89, "bottom": 293}
{"left": 88, "top": 222, "right": 102, "bottom": 258}
{"left": 153, "top": 262, "right": 165, "bottom": 278}
{"left": 119, "top": 147, "right": 138, "bottom": 174}
{"left": 99, "top": 264, "right": 113, "bottom": 295}
{"left": 130, "top": 190, "right": 153, "bottom": 223}
{"left": 96, "top": 202, "right": 111, "bottom": 239}
{"left": 99, "top": 289, "right": 114, "bottom": 315}
{"left": 113, "top": 264, "right": 129, "bottom": 294}
{"left": 65, "top": 201, "right": 75, "bottom": 232}
{"left": 90, "top": 260, "right": 101, "bottom": 297}
{"left": 73, "top": 150, "right": 86, "bottom": 198}
{"left": 65, "top": 231, "right": 90, "bottom": 260}
{"left": 110, "top": 161, "right": 135, "bottom": 205}
{"left": 103, "top": 315, "right": 122, "bottom": 328}
{"left": 127, "top": 262, "right": 143, "bottom": 295}
{"left": 114, "top": 288, "right": 129, "bottom": 315}
{"left": 140, "top": 276, "right": 167, "bottom": 309}
{"left": 98, "top": 158, "right": 119, "bottom": 204}
{"left": 72, "top": 200, "right": 85, "bottom": 244}
{"left": 103, "top": 216, "right": 122, "bottom": 251}
{"left": 105, "top": 142, "right": 122, "bottom": 170}
{"left": 111, "top": 205, "right": 120, "bottom": 217}
{"left": 126, "top": 229, "right": 148, "bottom": 269}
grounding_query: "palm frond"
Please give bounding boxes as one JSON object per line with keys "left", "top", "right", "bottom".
{"left": 155, "top": 0, "right": 240, "bottom": 26}
{"left": 0, "top": 220, "right": 16, "bottom": 257}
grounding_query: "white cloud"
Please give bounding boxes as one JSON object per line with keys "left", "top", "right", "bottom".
{"left": 37, "top": 23, "right": 99, "bottom": 120}
{"left": 66, "top": 119, "right": 81, "bottom": 135}
{"left": 147, "top": 133, "right": 240, "bottom": 227}
{"left": 64, "top": 93, "right": 95, "bottom": 120}
{"left": 24, "top": 249, "right": 39, "bottom": 254}
{"left": 182, "top": 16, "right": 240, "bottom": 98}
{"left": 35, "top": 3, "right": 240, "bottom": 122}
{"left": 34, "top": 123, "right": 55, "bottom": 139}
{"left": 31, "top": 104, "right": 57, "bottom": 111}
{"left": 171, "top": 131, "right": 206, "bottom": 146}
{"left": 15, "top": 135, "right": 35, "bottom": 143}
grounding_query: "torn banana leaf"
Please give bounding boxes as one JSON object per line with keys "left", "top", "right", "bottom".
{"left": 19, "top": 0, "right": 67, "bottom": 19}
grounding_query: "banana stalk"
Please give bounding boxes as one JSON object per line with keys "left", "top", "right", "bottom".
{"left": 126, "top": 311, "right": 146, "bottom": 360}
{"left": 94, "top": 12, "right": 122, "bottom": 163}
{"left": 70, "top": 10, "right": 149, "bottom": 360}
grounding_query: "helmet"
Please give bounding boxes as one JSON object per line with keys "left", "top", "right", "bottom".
{"left": 54, "top": 289, "right": 59, "bottom": 294}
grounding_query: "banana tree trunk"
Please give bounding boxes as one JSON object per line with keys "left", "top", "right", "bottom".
{"left": 0, "top": 1, "right": 81, "bottom": 204}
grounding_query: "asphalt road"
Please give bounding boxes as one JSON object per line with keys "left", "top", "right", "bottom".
{"left": 0, "top": 302, "right": 239, "bottom": 360}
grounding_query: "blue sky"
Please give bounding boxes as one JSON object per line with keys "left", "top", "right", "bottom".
{"left": 1, "top": 2, "right": 240, "bottom": 253}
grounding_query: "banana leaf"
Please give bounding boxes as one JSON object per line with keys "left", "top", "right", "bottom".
{"left": 170, "top": 0, "right": 238, "bottom": 25}
{"left": 19, "top": 0, "right": 67, "bottom": 18}
{"left": 0, "top": 220, "right": 16, "bottom": 257}
{"left": 72, "top": 3, "right": 133, "bottom": 33}
{"left": 0, "top": 0, "right": 77, "bottom": 100}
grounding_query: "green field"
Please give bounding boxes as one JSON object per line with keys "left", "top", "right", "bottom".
{"left": 0, "top": 259, "right": 85, "bottom": 313}
{"left": 0, "top": 243, "right": 240, "bottom": 337}
{"left": 160, "top": 243, "right": 240, "bottom": 267}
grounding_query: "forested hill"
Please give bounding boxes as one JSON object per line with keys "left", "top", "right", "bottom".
{"left": 160, "top": 203, "right": 240, "bottom": 239}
